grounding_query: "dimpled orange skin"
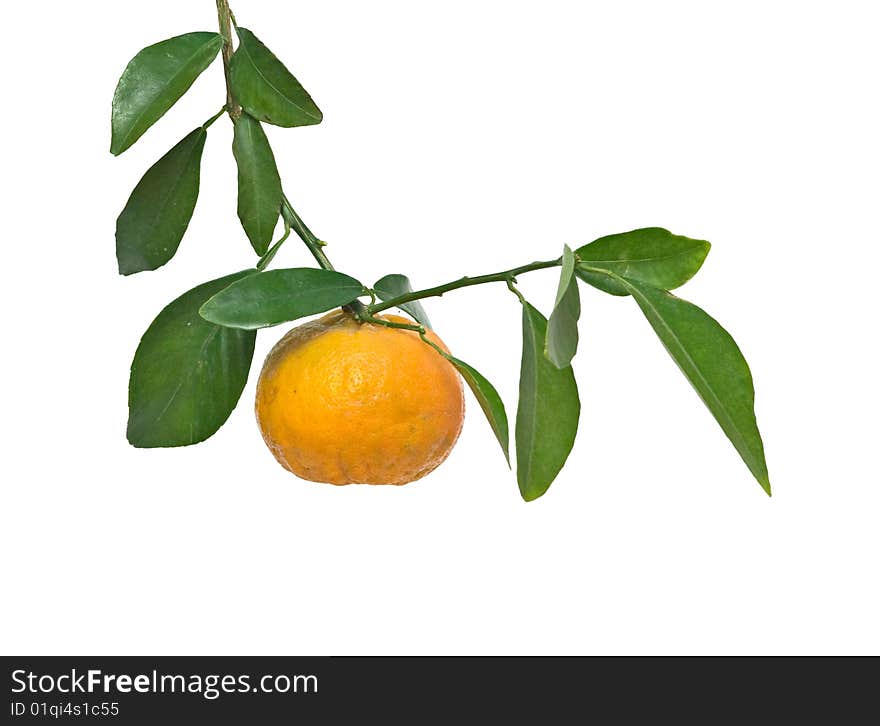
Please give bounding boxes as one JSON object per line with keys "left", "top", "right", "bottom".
{"left": 255, "top": 310, "right": 465, "bottom": 485}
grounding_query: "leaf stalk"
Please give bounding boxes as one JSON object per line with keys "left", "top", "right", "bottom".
{"left": 202, "top": 106, "right": 227, "bottom": 129}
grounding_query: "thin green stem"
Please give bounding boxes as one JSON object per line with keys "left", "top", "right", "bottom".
{"left": 202, "top": 106, "right": 226, "bottom": 129}
{"left": 280, "top": 194, "right": 335, "bottom": 271}
{"left": 506, "top": 278, "right": 527, "bottom": 305}
{"left": 256, "top": 225, "right": 291, "bottom": 271}
{"left": 356, "top": 318, "right": 450, "bottom": 364}
{"left": 280, "top": 193, "right": 367, "bottom": 316}
{"left": 368, "top": 258, "right": 561, "bottom": 314}
{"left": 419, "top": 331, "right": 452, "bottom": 359}
{"left": 357, "top": 312, "right": 424, "bottom": 332}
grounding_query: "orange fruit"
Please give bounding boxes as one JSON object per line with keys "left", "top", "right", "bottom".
{"left": 255, "top": 309, "right": 465, "bottom": 485}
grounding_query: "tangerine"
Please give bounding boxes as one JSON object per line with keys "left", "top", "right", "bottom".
{"left": 255, "top": 310, "right": 465, "bottom": 485}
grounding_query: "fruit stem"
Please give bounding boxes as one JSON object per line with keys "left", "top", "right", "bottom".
{"left": 216, "top": 0, "right": 241, "bottom": 120}
{"left": 367, "top": 258, "right": 562, "bottom": 314}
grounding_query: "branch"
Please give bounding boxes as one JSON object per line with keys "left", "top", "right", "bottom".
{"left": 216, "top": 0, "right": 241, "bottom": 120}
{"left": 367, "top": 258, "right": 562, "bottom": 314}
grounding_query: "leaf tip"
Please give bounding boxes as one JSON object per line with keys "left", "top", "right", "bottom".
{"left": 520, "top": 487, "right": 545, "bottom": 503}
{"left": 197, "top": 301, "right": 217, "bottom": 323}
{"left": 125, "top": 420, "right": 148, "bottom": 449}
{"left": 109, "top": 134, "right": 127, "bottom": 156}
{"left": 117, "top": 253, "right": 165, "bottom": 276}
{"left": 542, "top": 347, "right": 568, "bottom": 370}
{"left": 502, "top": 447, "right": 511, "bottom": 469}
{"left": 116, "top": 259, "right": 137, "bottom": 276}
{"left": 699, "top": 239, "right": 712, "bottom": 260}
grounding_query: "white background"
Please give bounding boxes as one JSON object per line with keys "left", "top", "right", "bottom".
{"left": 2, "top": 1, "right": 878, "bottom": 655}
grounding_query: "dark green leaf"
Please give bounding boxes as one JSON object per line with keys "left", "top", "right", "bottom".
{"left": 230, "top": 27, "right": 323, "bottom": 128}
{"left": 516, "top": 302, "right": 580, "bottom": 501}
{"left": 199, "top": 268, "right": 364, "bottom": 329}
{"left": 619, "top": 275, "right": 771, "bottom": 495}
{"left": 373, "top": 274, "right": 432, "bottom": 328}
{"left": 128, "top": 271, "right": 257, "bottom": 448}
{"left": 111, "top": 32, "right": 223, "bottom": 155}
{"left": 233, "top": 113, "right": 282, "bottom": 255}
{"left": 446, "top": 356, "right": 509, "bottom": 465}
{"left": 115, "top": 127, "right": 207, "bottom": 275}
{"left": 545, "top": 245, "right": 581, "bottom": 368}
{"left": 575, "top": 227, "right": 710, "bottom": 295}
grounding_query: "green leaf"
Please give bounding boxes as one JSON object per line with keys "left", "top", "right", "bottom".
{"left": 111, "top": 32, "right": 223, "bottom": 155}
{"left": 233, "top": 113, "right": 282, "bottom": 255}
{"left": 575, "top": 227, "right": 710, "bottom": 295}
{"left": 515, "top": 302, "right": 580, "bottom": 501}
{"left": 373, "top": 274, "right": 432, "bottom": 328}
{"left": 619, "top": 275, "right": 771, "bottom": 495}
{"left": 128, "top": 271, "right": 257, "bottom": 448}
{"left": 545, "top": 244, "right": 581, "bottom": 368}
{"left": 446, "top": 356, "right": 509, "bottom": 465}
{"left": 115, "top": 127, "right": 207, "bottom": 275}
{"left": 199, "top": 268, "right": 365, "bottom": 330}
{"left": 230, "top": 27, "right": 323, "bottom": 128}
